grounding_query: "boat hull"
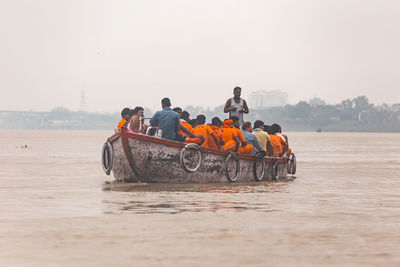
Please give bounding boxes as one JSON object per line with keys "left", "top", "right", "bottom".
{"left": 105, "top": 130, "right": 290, "bottom": 183}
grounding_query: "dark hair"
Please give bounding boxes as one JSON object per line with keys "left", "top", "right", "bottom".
{"left": 211, "top": 117, "right": 222, "bottom": 126}
{"left": 264, "top": 125, "right": 272, "bottom": 134}
{"left": 270, "top": 124, "right": 280, "bottom": 134}
{"left": 233, "top": 86, "right": 241, "bottom": 92}
{"left": 161, "top": 98, "right": 171, "bottom": 107}
{"left": 182, "top": 111, "right": 190, "bottom": 121}
{"left": 196, "top": 115, "right": 206, "bottom": 125}
{"left": 173, "top": 107, "right": 182, "bottom": 113}
{"left": 189, "top": 119, "right": 197, "bottom": 127}
{"left": 242, "top": 121, "right": 252, "bottom": 131}
{"left": 129, "top": 109, "right": 135, "bottom": 116}
{"left": 254, "top": 120, "right": 264, "bottom": 129}
{"left": 271, "top": 123, "right": 282, "bottom": 133}
{"left": 133, "top": 106, "right": 144, "bottom": 114}
{"left": 121, "top": 108, "right": 130, "bottom": 117}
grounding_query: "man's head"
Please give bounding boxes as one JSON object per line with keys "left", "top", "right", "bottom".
{"left": 264, "top": 125, "right": 272, "bottom": 134}
{"left": 211, "top": 117, "right": 222, "bottom": 127}
{"left": 196, "top": 115, "right": 206, "bottom": 125}
{"left": 270, "top": 124, "right": 280, "bottom": 134}
{"left": 223, "top": 119, "right": 233, "bottom": 127}
{"left": 161, "top": 98, "right": 171, "bottom": 108}
{"left": 121, "top": 108, "right": 131, "bottom": 120}
{"left": 134, "top": 106, "right": 144, "bottom": 117}
{"left": 271, "top": 123, "right": 282, "bottom": 133}
{"left": 231, "top": 116, "right": 240, "bottom": 128}
{"left": 173, "top": 107, "right": 182, "bottom": 119}
{"left": 254, "top": 120, "right": 264, "bottom": 130}
{"left": 242, "top": 121, "right": 252, "bottom": 132}
{"left": 182, "top": 111, "right": 190, "bottom": 121}
{"left": 233, "top": 86, "right": 241, "bottom": 99}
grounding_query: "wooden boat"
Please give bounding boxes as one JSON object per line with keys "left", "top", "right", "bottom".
{"left": 102, "top": 128, "right": 296, "bottom": 183}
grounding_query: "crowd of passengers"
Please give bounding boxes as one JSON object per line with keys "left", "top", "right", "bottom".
{"left": 116, "top": 88, "right": 292, "bottom": 158}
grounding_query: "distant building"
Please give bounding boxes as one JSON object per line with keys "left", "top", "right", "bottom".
{"left": 248, "top": 90, "right": 288, "bottom": 109}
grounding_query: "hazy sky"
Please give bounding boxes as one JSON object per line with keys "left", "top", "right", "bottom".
{"left": 1, "top": 0, "right": 399, "bottom": 113}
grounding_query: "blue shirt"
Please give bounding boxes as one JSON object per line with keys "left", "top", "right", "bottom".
{"left": 149, "top": 107, "right": 180, "bottom": 140}
{"left": 242, "top": 130, "right": 264, "bottom": 155}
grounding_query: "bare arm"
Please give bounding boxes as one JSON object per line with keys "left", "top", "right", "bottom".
{"left": 224, "top": 99, "right": 232, "bottom": 113}
{"left": 210, "top": 132, "right": 222, "bottom": 150}
{"left": 242, "top": 99, "right": 249, "bottom": 114}
{"left": 267, "top": 141, "right": 273, "bottom": 157}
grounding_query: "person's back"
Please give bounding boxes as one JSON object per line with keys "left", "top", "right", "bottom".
{"left": 241, "top": 122, "right": 264, "bottom": 156}
{"left": 269, "top": 124, "right": 287, "bottom": 157}
{"left": 253, "top": 120, "right": 272, "bottom": 156}
{"left": 208, "top": 117, "right": 225, "bottom": 149}
{"left": 149, "top": 98, "right": 180, "bottom": 140}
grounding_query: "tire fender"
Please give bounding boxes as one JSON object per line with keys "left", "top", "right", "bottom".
{"left": 180, "top": 143, "right": 202, "bottom": 173}
{"left": 102, "top": 141, "right": 114, "bottom": 175}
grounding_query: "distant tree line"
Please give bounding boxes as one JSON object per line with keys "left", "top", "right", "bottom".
{"left": 1, "top": 96, "right": 399, "bottom": 132}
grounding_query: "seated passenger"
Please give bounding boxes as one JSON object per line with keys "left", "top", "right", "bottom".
{"left": 117, "top": 107, "right": 132, "bottom": 131}
{"left": 253, "top": 120, "right": 273, "bottom": 156}
{"left": 269, "top": 124, "right": 288, "bottom": 157}
{"left": 241, "top": 122, "right": 265, "bottom": 156}
{"left": 128, "top": 106, "right": 148, "bottom": 134}
{"left": 272, "top": 123, "right": 292, "bottom": 156}
{"left": 149, "top": 98, "right": 181, "bottom": 141}
{"left": 221, "top": 119, "right": 240, "bottom": 152}
{"left": 209, "top": 117, "right": 226, "bottom": 150}
{"left": 231, "top": 117, "right": 253, "bottom": 154}
{"left": 173, "top": 107, "right": 204, "bottom": 145}
{"left": 193, "top": 115, "right": 222, "bottom": 150}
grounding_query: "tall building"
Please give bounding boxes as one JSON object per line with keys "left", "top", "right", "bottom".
{"left": 248, "top": 90, "right": 288, "bottom": 109}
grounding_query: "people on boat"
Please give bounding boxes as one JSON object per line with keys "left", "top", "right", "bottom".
{"left": 224, "top": 87, "right": 249, "bottom": 125}
{"left": 241, "top": 122, "right": 265, "bottom": 156}
{"left": 117, "top": 107, "right": 132, "bottom": 131}
{"left": 221, "top": 119, "right": 241, "bottom": 152}
{"left": 253, "top": 120, "right": 273, "bottom": 156}
{"left": 231, "top": 117, "right": 253, "bottom": 154}
{"left": 192, "top": 115, "right": 222, "bottom": 150}
{"left": 173, "top": 107, "right": 204, "bottom": 145}
{"left": 208, "top": 117, "right": 226, "bottom": 150}
{"left": 128, "top": 106, "right": 148, "bottom": 134}
{"left": 149, "top": 98, "right": 182, "bottom": 141}
{"left": 272, "top": 123, "right": 292, "bottom": 156}
{"left": 269, "top": 124, "right": 288, "bottom": 157}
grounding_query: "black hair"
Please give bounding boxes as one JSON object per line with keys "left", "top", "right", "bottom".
{"left": 270, "top": 124, "right": 280, "bottom": 134}
{"left": 173, "top": 107, "right": 182, "bottom": 113}
{"left": 196, "top": 115, "right": 206, "bottom": 125}
{"left": 182, "top": 111, "right": 190, "bottom": 121}
{"left": 189, "top": 119, "right": 197, "bottom": 127}
{"left": 264, "top": 125, "right": 272, "bottom": 134}
{"left": 254, "top": 120, "right": 264, "bottom": 129}
{"left": 121, "top": 108, "right": 130, "bottom": 118}
{"left": 161, "top": 98, "right": 171, "bottom": 107}
{"left": 129, "top": 109, "right": 135, "bottom": 116}
{"left": 271, "top": 123, "right": 282, "bottom": 133}
{"left": 211, "top": 117, "right": 222, "bottom": 126}
{"left": 233, "top": 86, "right": 241, "bottom": 92}
{"left": 133, "top": 106, "right": 144, "bottom": 114}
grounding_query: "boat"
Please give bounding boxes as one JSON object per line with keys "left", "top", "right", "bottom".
{"left": 101, "top": 128, "right": 296, "bottom": 183}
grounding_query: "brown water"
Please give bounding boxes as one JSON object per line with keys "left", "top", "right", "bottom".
{"left": 1, "top": 130, "right": 400, "bottom": 266}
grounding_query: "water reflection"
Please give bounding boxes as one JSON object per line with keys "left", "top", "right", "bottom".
{"left": 102, "top": 179, "right": 295, "bottom": 215}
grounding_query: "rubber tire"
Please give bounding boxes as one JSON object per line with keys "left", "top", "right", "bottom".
{"left": 180, "top": 143, "right": 202, "bottom": 173}
{"left": 253, "top": 153, "right": 265, "bottom": 181}
{"left": 102, "top": 141, "right": 114, "bottom": 175}
{"left": 290, "top": 154, "right": 297, "bottom": 175}
{"left": 225, "top": 153, "right": 240, "bottom": 182}
{"left": 271, "top": 161, "right": 278, "bottom": 180}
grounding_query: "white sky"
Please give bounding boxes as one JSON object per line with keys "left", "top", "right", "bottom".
{"left": 0, "top": 0, "right": 399, "bottom": 112}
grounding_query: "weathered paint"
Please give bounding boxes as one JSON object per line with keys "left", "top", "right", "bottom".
{"left": 108, "top": 132, "right": 290, "bottom": 183}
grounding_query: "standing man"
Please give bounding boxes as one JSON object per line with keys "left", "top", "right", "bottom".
{"left": 150, "top": 98, "right": 181, "bottom": 141}
{"left": 224, "top": 86, "right": 249, "bottom": 125}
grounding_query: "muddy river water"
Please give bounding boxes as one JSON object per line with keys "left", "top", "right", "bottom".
{"left": 1, "top": 130, "right": 399, "bottom": 266}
